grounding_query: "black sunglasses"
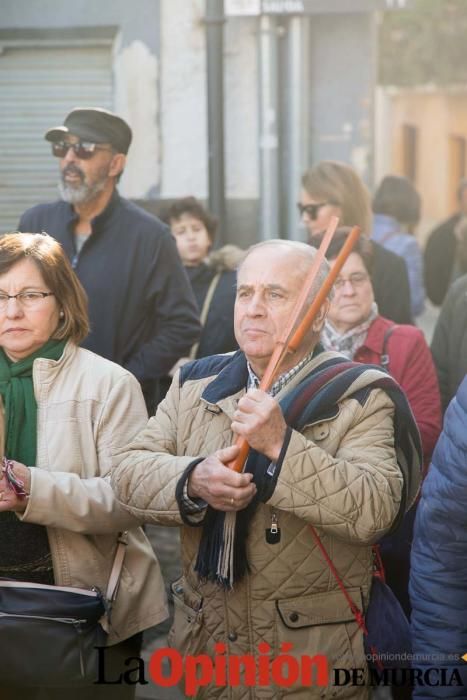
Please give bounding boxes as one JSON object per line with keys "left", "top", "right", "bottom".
{"left": 51, "top": 140, "right": 113, "bottom": 160}
{"left": 297, "top": 202, "right": 331, "bottom": 220}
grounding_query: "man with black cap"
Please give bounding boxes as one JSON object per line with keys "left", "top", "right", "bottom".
{"left": 19, "top": 107, "right": 200, "bottom": 412}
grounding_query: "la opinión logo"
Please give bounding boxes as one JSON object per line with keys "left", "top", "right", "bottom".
{"left": 96, "top": 642, "right": 328, "bottom": 696}
{"left": 95, "top": 644, "right": 464, "bottom": 695}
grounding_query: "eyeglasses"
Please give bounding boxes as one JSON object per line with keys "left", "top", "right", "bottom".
{"left": 0, "top": 291, "right": 55, "bottom": 309}
{"left": 297, "top": 202, "right": 329, "bottom": 220}
{"left": 51, "top": 140, "right": 113, "bottom": 160}
{"left": 334, "top": 272, "right": 369, "bottom": 291}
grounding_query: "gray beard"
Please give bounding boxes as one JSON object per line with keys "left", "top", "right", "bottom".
{"left": 58, "top": 176, "right": 107, "bottom": 205}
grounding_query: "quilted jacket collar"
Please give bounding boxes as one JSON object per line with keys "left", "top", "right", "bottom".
{"left": 201, "top": 345, "right": 328, "bottom": 406}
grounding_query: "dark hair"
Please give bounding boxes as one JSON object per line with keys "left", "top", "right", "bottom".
{"left": 0, "top": 232, "right": 89, "bottom": 344}
{"left": 372, "top": 175, "right": 421, "bottom": 227}
{"left": 165, "top": 197, "right": 218, "bottom": 243}
{"left": 309, "top": 226, "right": 374, "bottom": 274}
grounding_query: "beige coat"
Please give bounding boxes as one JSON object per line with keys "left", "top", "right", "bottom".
{"left": 113, "top": 351, "right": 406, "bottom": 698}
{"left": 18, "top": 342, "right": 167, "bottom": 643}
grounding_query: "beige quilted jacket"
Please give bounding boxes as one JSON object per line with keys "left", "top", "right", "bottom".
{"left": 18, "top": 342, "right": 168, "bottom": 643}
{"left": 113, "top": 350, "right": 404, "bottom": 698}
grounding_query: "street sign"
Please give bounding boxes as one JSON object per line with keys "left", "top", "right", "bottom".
{"left": 225, "top": 0, "right": 409, "bottom": 16}
{"left": 225, "top": 0, "right": 261, "bottom": 16}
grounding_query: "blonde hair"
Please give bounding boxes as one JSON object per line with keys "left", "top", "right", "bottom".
{"left": 301, "top": 161, "right": 372, "bottom": 236}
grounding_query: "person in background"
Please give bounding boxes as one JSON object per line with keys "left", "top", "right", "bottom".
{"left": 318, "top": 229, "right": 441, "bottom": 625}
{"left": 300, "top": 160, "right": 413, "bottom": 324}
{"left": 166, "top": 196, "right": 243, "bottom": 361}
{"left": 372, "top": 175, "right": 425, "bottom": 318}
{"left": 410, "top": 375, "right": 467, "bottom": 697}
{"left": 424, "top": 178, "right": 467, "bottom": 306}
{"left": 18, "top": 107, "right": 200, "bottom": 413}
{"left": 0, "top": 232, "right": 167, "bottom": 700}
{"left": 431, "top": 265, "right": 467, "bottom": 412}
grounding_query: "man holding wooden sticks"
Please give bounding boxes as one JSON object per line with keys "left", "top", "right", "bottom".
{"left": 112, "top": 239, "right": 421, "bottom": 699}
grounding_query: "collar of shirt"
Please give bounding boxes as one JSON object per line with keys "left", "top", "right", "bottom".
{"left": 246, "top": 349, "right": 316, "bottom": 397}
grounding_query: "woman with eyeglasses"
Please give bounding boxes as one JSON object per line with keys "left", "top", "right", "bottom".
{"left": 0, "top": 232, "right": 167, "bottom": 700}
{"left": 299, "top": 160, "right": 414, "bottom": 324}
{"left": 314, "top": 229, "right": 441, "bottom": 661}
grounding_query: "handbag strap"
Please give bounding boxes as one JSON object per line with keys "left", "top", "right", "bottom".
{"left": 310, "top": 525, "right": 384, "bottom": 671}
{"left": 105, "top": 531, "right": 128, "bottom": 603}
{"left": 380, "top": 325, "right": 397, "bottom": 371}
{"left": 189, "top": 272, "right": 222, "bottom": 360}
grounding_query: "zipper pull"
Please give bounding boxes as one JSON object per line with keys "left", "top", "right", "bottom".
{"left": 73, "top": 620, "right": 85, "bottom": 677}
{"left": 265, "top": 511, "right": 281, "bottom": 544}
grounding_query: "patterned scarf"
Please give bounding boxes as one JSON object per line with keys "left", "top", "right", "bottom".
{"left": 321, "top": 303, "right": 378, "bottom": 359}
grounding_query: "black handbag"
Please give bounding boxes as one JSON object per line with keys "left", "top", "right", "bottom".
{"left": 0, "top": 531, "right": 128, "bottom": 687}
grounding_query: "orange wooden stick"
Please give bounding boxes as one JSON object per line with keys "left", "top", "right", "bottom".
{"left": 228, "top": 218, "right": 359, "bottom": 473}
{"left": 256, "top": 215, "right": 339, "bottom": 392}
{"left": 287, "top": 225, "right": 361, "bottom": 352}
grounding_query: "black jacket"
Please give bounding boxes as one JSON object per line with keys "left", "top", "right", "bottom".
{"left": 19, "top": 192, "right": 200, "bottom": 403}
{"left": 187, "top": 265, "right": 237, "bottom": 358}
{"left": 431, "top": 273, "right": 467, "bottom": 411}
{"left": 370, "top": 241, "right": 413, "bottom": 325}
{"left": 186, "top": 245, "right": 242, "bottom": 358}
{"left": 424, "top": 214, "right": 460, "bottom": 306}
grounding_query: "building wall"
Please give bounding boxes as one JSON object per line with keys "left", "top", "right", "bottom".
{"left": 0, "top": 1, "right": 380, "bottom": 246}
{"left": 307, "top": 12, "right": 376, "bottom": 183}
{"left": 375, "top": 88, "right": 467, "bottom": 243}
{"left": 0, "top": 0, "right": 162, "bottom": 200}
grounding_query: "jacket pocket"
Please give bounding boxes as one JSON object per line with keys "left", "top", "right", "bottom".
{"left": 168, "top": 576, "right": 205, "bottom": 657}
{"left": 305, "top": 421, "right": 331, "bottom": 442}
{"left": 275, "top": 588, "right": 367, "bottom": 691}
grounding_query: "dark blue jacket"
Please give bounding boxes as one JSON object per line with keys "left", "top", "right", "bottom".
{"left": 19, "top": 192, "right": 200, "bottom": 404}
{"left": 187, "top": 263, "right": 237, "bottom": 358}
{"left": 410, "top": 376, "right": 467, "bottom": 696}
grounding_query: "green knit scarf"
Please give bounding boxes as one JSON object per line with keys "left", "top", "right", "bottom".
{"left": 0, "top": 339, "right": 67, "bottom": 465}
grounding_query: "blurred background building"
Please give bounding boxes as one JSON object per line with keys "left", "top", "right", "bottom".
{"left": 0, "top": 0, "right": 435, "bottom": 247}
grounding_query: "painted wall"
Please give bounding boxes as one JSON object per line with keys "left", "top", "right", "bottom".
{"left": 307, "top": 12, "right": 376, "bottom": 183}
{"left": 0, "top": 0, "right": 162, "bottom": 199}
{"left": 375, "top": 87, "right": 467, "bottom": 243}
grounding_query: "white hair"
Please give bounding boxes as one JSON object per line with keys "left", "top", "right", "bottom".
{"left": 239, "top": 239, "right": 331, "bottom": 301}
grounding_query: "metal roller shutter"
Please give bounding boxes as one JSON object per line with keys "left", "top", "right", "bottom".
{"left": 0, "top": 43, "right": 112, "bottom": 233}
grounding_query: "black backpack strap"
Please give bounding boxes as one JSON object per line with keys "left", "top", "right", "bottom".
{"left": 380, "top": 325, "right": 397, "bottom": 371}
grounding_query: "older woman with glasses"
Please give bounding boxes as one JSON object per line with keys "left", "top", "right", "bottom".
{"left": 315, "top": 228, "right": 441, "bottom": 629}
{"left": 0, "top": 232, "right": 167, "bottom": 700}
{"left": 300, "top": 160, "right": 413, "bottom": 324}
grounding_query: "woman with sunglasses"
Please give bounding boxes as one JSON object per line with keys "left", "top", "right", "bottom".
{"left": 315, "top": 230, "right": 441, "bottom": 682}
{"left": 299, "top": 160, "right": 413, "bottom": 324}
{"left": 0, "top": 232, "right": 167, "bottom": 700}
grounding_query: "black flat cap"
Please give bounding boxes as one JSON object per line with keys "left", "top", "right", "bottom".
{"left": 45, "top": 107, "right": 132, "bottom": 155}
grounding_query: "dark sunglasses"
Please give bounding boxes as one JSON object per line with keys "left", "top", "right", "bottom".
{"left": 51, "top": 140, "right": 113, "bottom": 160}
{"left": 297, "top": 202, "right": 330, "bottom": 220}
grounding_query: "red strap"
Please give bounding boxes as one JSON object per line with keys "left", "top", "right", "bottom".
{"left": 372, "top": 543, "right": 386, "bottom": 582}
{"left": 309, "top": 525, "right": 368, "bottom": 634}
{"left": 309, "top": 525, "right": 384, "bottom": 672}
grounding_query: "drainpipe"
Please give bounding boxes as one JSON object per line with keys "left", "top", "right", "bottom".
{"left": 258, "top": 14, "right": 280, "bottom": 241}
{"left": 284, "top": 15, "right": 309, "bottom": 241}
{"left": 205, "top": 0, "right": 226, "bottom": 243}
